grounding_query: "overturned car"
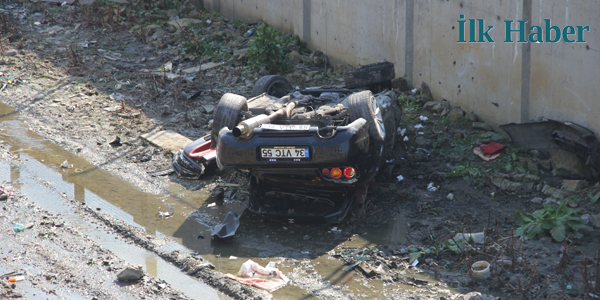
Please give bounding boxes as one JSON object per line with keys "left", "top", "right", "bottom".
{"left": 173, "top": 62, "right": 400, "bottom": 223}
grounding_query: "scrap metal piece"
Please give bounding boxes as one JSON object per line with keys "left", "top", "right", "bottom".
{"left": 499, "top": 119, "right": 600, "bottom": 170}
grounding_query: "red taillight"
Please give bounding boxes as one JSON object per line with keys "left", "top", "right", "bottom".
{"left": 322, "top": 168, "right": 330, "bottom": 176}
{"left": 331, "top": 168, "right": 342, "bottom": 179}
{"left": 343, "top": 167, "right": 356, "bottom": 178}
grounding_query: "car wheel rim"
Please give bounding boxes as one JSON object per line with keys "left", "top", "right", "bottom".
{"left": 371, "top": 96, "right": 385, "bottom": 139}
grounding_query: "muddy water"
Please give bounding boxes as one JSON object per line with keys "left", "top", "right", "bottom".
{"left": 0, "top": 102, "right": 443, "bottom": 299}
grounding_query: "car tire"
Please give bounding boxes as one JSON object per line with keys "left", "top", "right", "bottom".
{"left": 343, "top": 61, "right": 395, "bottom": 89}
{"left": 348, "top": 90, "right": 386, "bottom": 145}
{"left": 251, "top": 75, "right": 293, "bottom": 98}
{"left": 211, "top": 93, "right": 248, "bottom": 144}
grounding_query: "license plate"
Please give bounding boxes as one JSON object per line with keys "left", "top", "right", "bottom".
{"left": 261, "top": 124, "right": 310, "bottom": 131}
{"left": 261, "top": 146, "right": 310, "bottom": 159}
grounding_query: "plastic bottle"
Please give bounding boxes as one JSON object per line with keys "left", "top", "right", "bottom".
{"left": 243, "top": 30, "right": 253, "bottom": 38}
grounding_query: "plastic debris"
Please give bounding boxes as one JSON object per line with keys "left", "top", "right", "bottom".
{"left": 414, "top": 124, "right": 424, "bottom": 129}
{"left": 60, "top": 160, "right": 70, "bottom": 169}
{"left": 419, "top": 115, "right": 429, "bottom": 121}
{"left": 447, "top": 193, "right": 454, "bottom": 200}
{"left": 411, "top": 88, "right": 418, "bottom": 93}
{"left": 331, "top": 227, "right": 342, "bottom": 234}
{"left": 243, "top": 29, "right": 253, "bottom": 37}
{"left": 397, "top": 127, "right": 406, "bottom": 136}
{"left": 8, "top": 275, "right": 24, "bottom": 282}
{"left": 156, "top": 205, "right": 174, "bottom": 219}
{"left": 471, "top": 261, "right": 490, "bottom": 279}
{"left": 158, "top": 61, "right": 173, "bottom": 72}
{"left": 206, "top": 19, "right": 211, "bottom": 24}
{"left": 427, "top": 182, "right": 437, "bottom": 192}
{"left": 418, "top": 132, "right": 424, "bottom": 135}
{"left": 226, "top": 260, "right": 289, "bottom": 292}
{"left": 397, "top": 175, "right": 404, "bottom": 182}
{"left": 473, "top": 142, "right": 507, "bottom": 161}
{"left": 211, "top": 211, "right": 240, "bottom": 239}
{"left": 301, "top": 251, "right": 310, "bottom": 254}
{"left": 403, "top": 136, "right": 409, "bottom": 142}
{"left": 375, "top": 263, "right": 388, "bottom": 274}
{"left": 13, "top": 223, "right": 25, "bottom": 232}
{"left": 412, "top": 259, "right": 419, "bottom": 267}
{"left": 454, "top": 232, "right": 486, "bottom": 244}
{"left": 229, "top": 256, "right": 238, "bottom": 260}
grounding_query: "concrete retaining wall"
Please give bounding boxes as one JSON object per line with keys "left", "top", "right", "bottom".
{"left": 203, "top": 0, "right": 600, "bottom": 133}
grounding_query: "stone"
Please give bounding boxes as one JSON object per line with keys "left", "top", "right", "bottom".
{"left": 181, "top": 62, "right": 225, "bottom": 74}
{"left": 233, "top": 48, "right": 249, "bottom": 60}
{"left": 289, "top": 50, "right": 302, "bottom": 64}
{"left": 140, "top": 130, "right": 192, "bottom": 154}
{"left": 467, "top": 111, "right": 479, "bottom": 122}
{"left": 117, "top": 264, "right": 144, "bottom": 282}
{"left": 447, "top": 108, "right": 465, "bottom": 121}
{"left": 459, "top": 292, "right": 497, "bottom": 300}
{"left": 472, "top": 122, "right": 492, "bottom": 131}
{"left": 589, "top": 214, "right": 600, "bottom": 228}
{"left": 562, "top": 180, "right": 588, "bottom": 192}
{"left": 202, "top": 104, "right": 215, "bottom": 114}
{"left": 423, "top": 101, "right": 443, "bottom": 113}
{"left": 551, "top": 150, "right": 594, "bottom": 179}
{"left": 6, "top": 50, "right": 17, "bottom": 56}
{"left": 167, "top": 18, "right": 203, "bottom": 32}
{"left": 415, "top": 136, "right": 433, "bottom": 147}
{"left": 530, "top": 197, "right": 543, "bottom": 204}
{"left": 391, "top": 77, "right": 410, "bottom": 91}
{"left": 541, "top": 184, "right": 571, "bottom": 199}
{"left": 420, "top": 82, "right": 433, "bottom": 102}
{"left": 188, "top": 9, "right": 201, "bottom": 19}
{"left": 491, "top": 177, "right": 522, "bottom": 191}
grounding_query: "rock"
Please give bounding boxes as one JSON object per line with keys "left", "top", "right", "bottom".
{"left": 541, "top": 184, "right": 571, "bottom": 199}
{"left": 562, "top": 180, "right": 588, "bottom": 192}
{"left": 391, "top": 77, "right": 410, "bottom": 91}
{"left": 530, "top": 197, "right": 543, "bottom": 204}
{"left": 458, "top": 292, "right": 498, "bottom": 300}
{"left": 589, "top": 214, "right": 600, "bottom": 228}
{"left": 117, "top": 264, "right": 144, "bottom": 282}
{"left": 472, "top": 122, "right": 492, "bottom": 131}
{"left": 258, "top": 69, "right": 269, "bottom": 76}
{"left": 423, "top": 101, "right": 443, "bottom": 113}
{"left": 551, "top": 150, "right": 594, "bottom": 179}
{"left": 6, "top": 50, "right": 17, "bottom": 56}
{"left": 467, "top": 112, "right": 479, "bottom": 122}
{"left": 167, "top": 18, "right": 203, "bottom": 32}
{"left": 415, "top": 136, "right": 433, "bottom": 147}
{"left": 491, "top": 177, "right": 522, "bottom": 191}
{"left": 188, "top": 9, "right": 201, "bottom": 19}
{"left": 447, "top": 108, "right": 465, "bottom": 121}
{"left": 289, "top": 50, "right": 302, "bottom": 64}
{"left": 202, "top": 104, "right": 215, "bottom": 114}
{"left": 420, "top": 82, "right": 433, "bottom": 102}
{"left": 233, "top": 48, "right": 249, "bottom": 60}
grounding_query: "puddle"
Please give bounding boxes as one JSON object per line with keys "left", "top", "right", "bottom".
{"left": 0, "top": 101, "right": 433, "bottom": 298}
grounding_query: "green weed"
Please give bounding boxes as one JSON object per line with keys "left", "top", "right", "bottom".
{"left": 590, "top": 191, "right": 600, "bottom": 204}
{"left": 247, "top": 23, "right": 293, "bottom": 73}
{"left": 515, "top": 199, "right": 590, "bottom": 242}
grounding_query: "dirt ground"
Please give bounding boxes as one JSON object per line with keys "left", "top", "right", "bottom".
{"left": 1, "top": 1, "right": 600, "bottom": 299}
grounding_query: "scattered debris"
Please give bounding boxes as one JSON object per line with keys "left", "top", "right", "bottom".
{"left": 211, "top": 211, "right": 240, "bottom": 239}
{"left": 156, "top": 205, "right": 174, "bottom": 219}
{"left": 472, "top": 142, "right": 507, "bottom": 161}
{"left": 226, "top": 260, "right": 289, "bottom": 292}
{"left": 427, "top": 182, "right": 437, "bottom": 192}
